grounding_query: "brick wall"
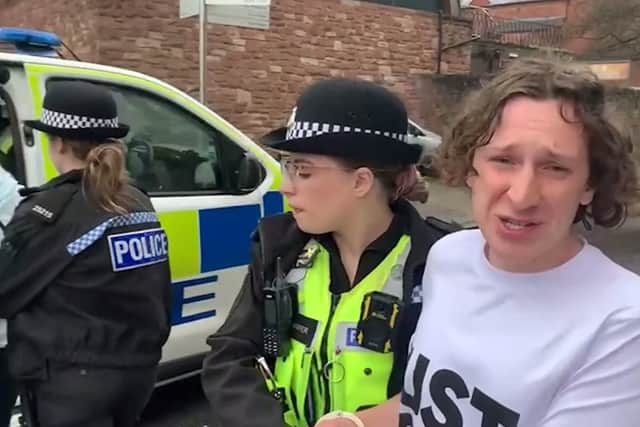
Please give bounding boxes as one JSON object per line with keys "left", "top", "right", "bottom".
{"left": 0, "top": 0, "right": 471, "bottom": 138}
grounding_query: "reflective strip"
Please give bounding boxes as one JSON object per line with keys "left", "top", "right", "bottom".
{"left": 287, "top": 120, "right": 409, "bottom": 143}
{"left": 66, "top": 211, "right": 158, "bottom": 256}
{"left": 380, "top": 240, "right": 411, "bottom": 299}
{"left": 411, "top": 285, "right": 422, "bottom": 304}
{"left": 41, "top": 108, "right": 119, "bottom": 129}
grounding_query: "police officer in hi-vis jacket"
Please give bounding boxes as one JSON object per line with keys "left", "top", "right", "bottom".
{"left": 202, "top": 79, "right": 453, "bottom": 427}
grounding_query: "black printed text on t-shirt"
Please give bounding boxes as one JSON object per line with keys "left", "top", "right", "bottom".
{"left": 400, "top": 353, "right": 521, "bottom": 427}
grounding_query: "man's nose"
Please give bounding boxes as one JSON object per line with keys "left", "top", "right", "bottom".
{"left": 506, "top": 166, "right": 541, "bottom": 210}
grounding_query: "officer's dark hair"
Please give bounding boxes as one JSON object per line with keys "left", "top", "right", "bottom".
{"left": 336, "top": 159, "right": 419, "bottom": 203}
{"left": 64, "top": 138, "right": 133, "bottom": 215}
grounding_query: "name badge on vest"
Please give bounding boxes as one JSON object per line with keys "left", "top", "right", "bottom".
{"left": 334, "top": 322, "right": 373, "bottom": 353}
{"left": 108, "top": 228, "right": 168, "bottom": 272}
{"left": 291, "top": 314, "right": 318, "bottom": 348}
{"left": 346, "top": 326, "right": 360, "bottom": 347}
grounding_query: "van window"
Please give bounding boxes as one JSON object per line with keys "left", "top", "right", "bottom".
{"left": 0, "top": 93, "right": 24, "bottom": 184}
{"left": 59, "top": 80, "right": 263, "bottom": 195}
{"left": 0, "top": 100, "right": 14, "bottom": 174}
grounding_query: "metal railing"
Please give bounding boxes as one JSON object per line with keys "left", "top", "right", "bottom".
{"left": 467, "top": 8, "right": 565, "bottom": 48}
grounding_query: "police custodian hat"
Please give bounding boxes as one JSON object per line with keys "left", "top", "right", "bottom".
{"left": 266, "top": 79, "right": 422, "bottom": 166}
{"left": 25, "top": 80, "right": 129, "bottom": 141}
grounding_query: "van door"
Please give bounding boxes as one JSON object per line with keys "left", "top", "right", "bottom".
{"left": 22, "top": 61, "right": 284, "bottom": 379}
{"left": 0, "top": 61, "right": 32, "bottom": 186}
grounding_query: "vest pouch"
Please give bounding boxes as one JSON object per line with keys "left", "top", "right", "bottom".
{"left": 332, "top": 322, "right": 395, "bottom": 413}
{"left": 274, "top": 341, "right": 318, "bottom": 427}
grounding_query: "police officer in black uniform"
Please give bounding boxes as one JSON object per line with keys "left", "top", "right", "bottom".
{"left": 0, "top": 81, "right": 172, "bottom": 427}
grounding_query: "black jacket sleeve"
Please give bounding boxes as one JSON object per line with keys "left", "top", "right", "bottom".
{"left": 0, "top": 202, "right": 76, "bottom": 318}
{"left": 201, "top": 241, "right": 287, "bottom": 427}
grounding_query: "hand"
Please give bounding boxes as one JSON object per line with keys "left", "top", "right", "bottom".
{"left": 314, "top": 417, "right": 360, "bottom": 427}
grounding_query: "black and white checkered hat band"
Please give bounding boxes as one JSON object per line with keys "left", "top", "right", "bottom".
{"left": 286, "top": 121, "right": 408, "bottom": 143}
{"left": 41, "top": 108, "right": 119, "bottom": 129}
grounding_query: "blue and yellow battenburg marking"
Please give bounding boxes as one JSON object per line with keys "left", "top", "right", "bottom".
{"left": 160, "top": 192, "right": 286, "bottom": 326}
{"left": 171, "top": 274, "right": 218, "bottom": 325}
{"left": 108, "top": 228, "right": 169, "bottom": 272}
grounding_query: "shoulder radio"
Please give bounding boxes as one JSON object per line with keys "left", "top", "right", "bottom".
{"left": 262, "top": 257, "right": 298, "bottom": 358}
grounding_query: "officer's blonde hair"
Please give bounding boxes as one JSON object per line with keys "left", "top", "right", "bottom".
{"left": 65, "top": 139, "right": 133, "bottom": 215}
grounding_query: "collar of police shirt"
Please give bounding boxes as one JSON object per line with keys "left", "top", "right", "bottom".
{"left": 314, "top": 210, "right": 407, "bottom": 294}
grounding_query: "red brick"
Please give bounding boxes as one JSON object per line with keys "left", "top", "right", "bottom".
{"left": 0, "top": 0, "right": 471, "bottom": 138}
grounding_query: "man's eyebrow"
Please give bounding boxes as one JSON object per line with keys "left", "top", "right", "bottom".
{"left": 483, "top": 144, "right": 577, "bottom": 162}
{"left": 544, "top": 152, "right": 578, "bottom": 162}
{"left": 480, "top": 144, "right": 515, "bottom": 154}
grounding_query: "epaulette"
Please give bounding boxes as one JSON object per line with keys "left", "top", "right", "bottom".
{"left": 424, "top": 216, "right": 465, "bottom": 235}
{"left": 27, "top": 184, "right": 78, "bottom": 224}
{"left": 294, "top": 240, "right": 320, "bottom": 268}
{"left": 19, "top": 185, "right": 44, "bottom": 197}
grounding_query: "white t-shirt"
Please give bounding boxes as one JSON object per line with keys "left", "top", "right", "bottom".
{"left": 400, "top": 229, "right": 640, "bottom": 427}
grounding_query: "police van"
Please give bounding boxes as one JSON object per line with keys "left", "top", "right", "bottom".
{"left": 0, "top": 27, "right": 286, "bottom": 385}
{"left": 0, "top": 28, "right": 448, "bottom": 392}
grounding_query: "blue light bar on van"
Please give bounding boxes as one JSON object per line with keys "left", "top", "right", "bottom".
{"left": 0, "top": 28, "right": 61, "bottom": 47}
{"left": 0, "top": 28, "right": 61, "bottom": 57}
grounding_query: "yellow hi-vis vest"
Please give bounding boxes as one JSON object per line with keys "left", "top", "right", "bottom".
{"left": 272, "top": 235, "right": 411, "bottom": 427}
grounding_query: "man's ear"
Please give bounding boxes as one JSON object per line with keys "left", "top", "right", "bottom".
{"left": 465, "top": 172, "right": 475, "bottom": 189}
{"left": 580, "top": 186, "right": 595, "bottom": 206}
{"left": 353, "top": 167, "right": 375, "bottom": 198}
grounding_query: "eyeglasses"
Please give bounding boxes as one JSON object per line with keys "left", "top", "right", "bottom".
{"left": 280, "top": 158, "right": 351, "bottom": 181}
